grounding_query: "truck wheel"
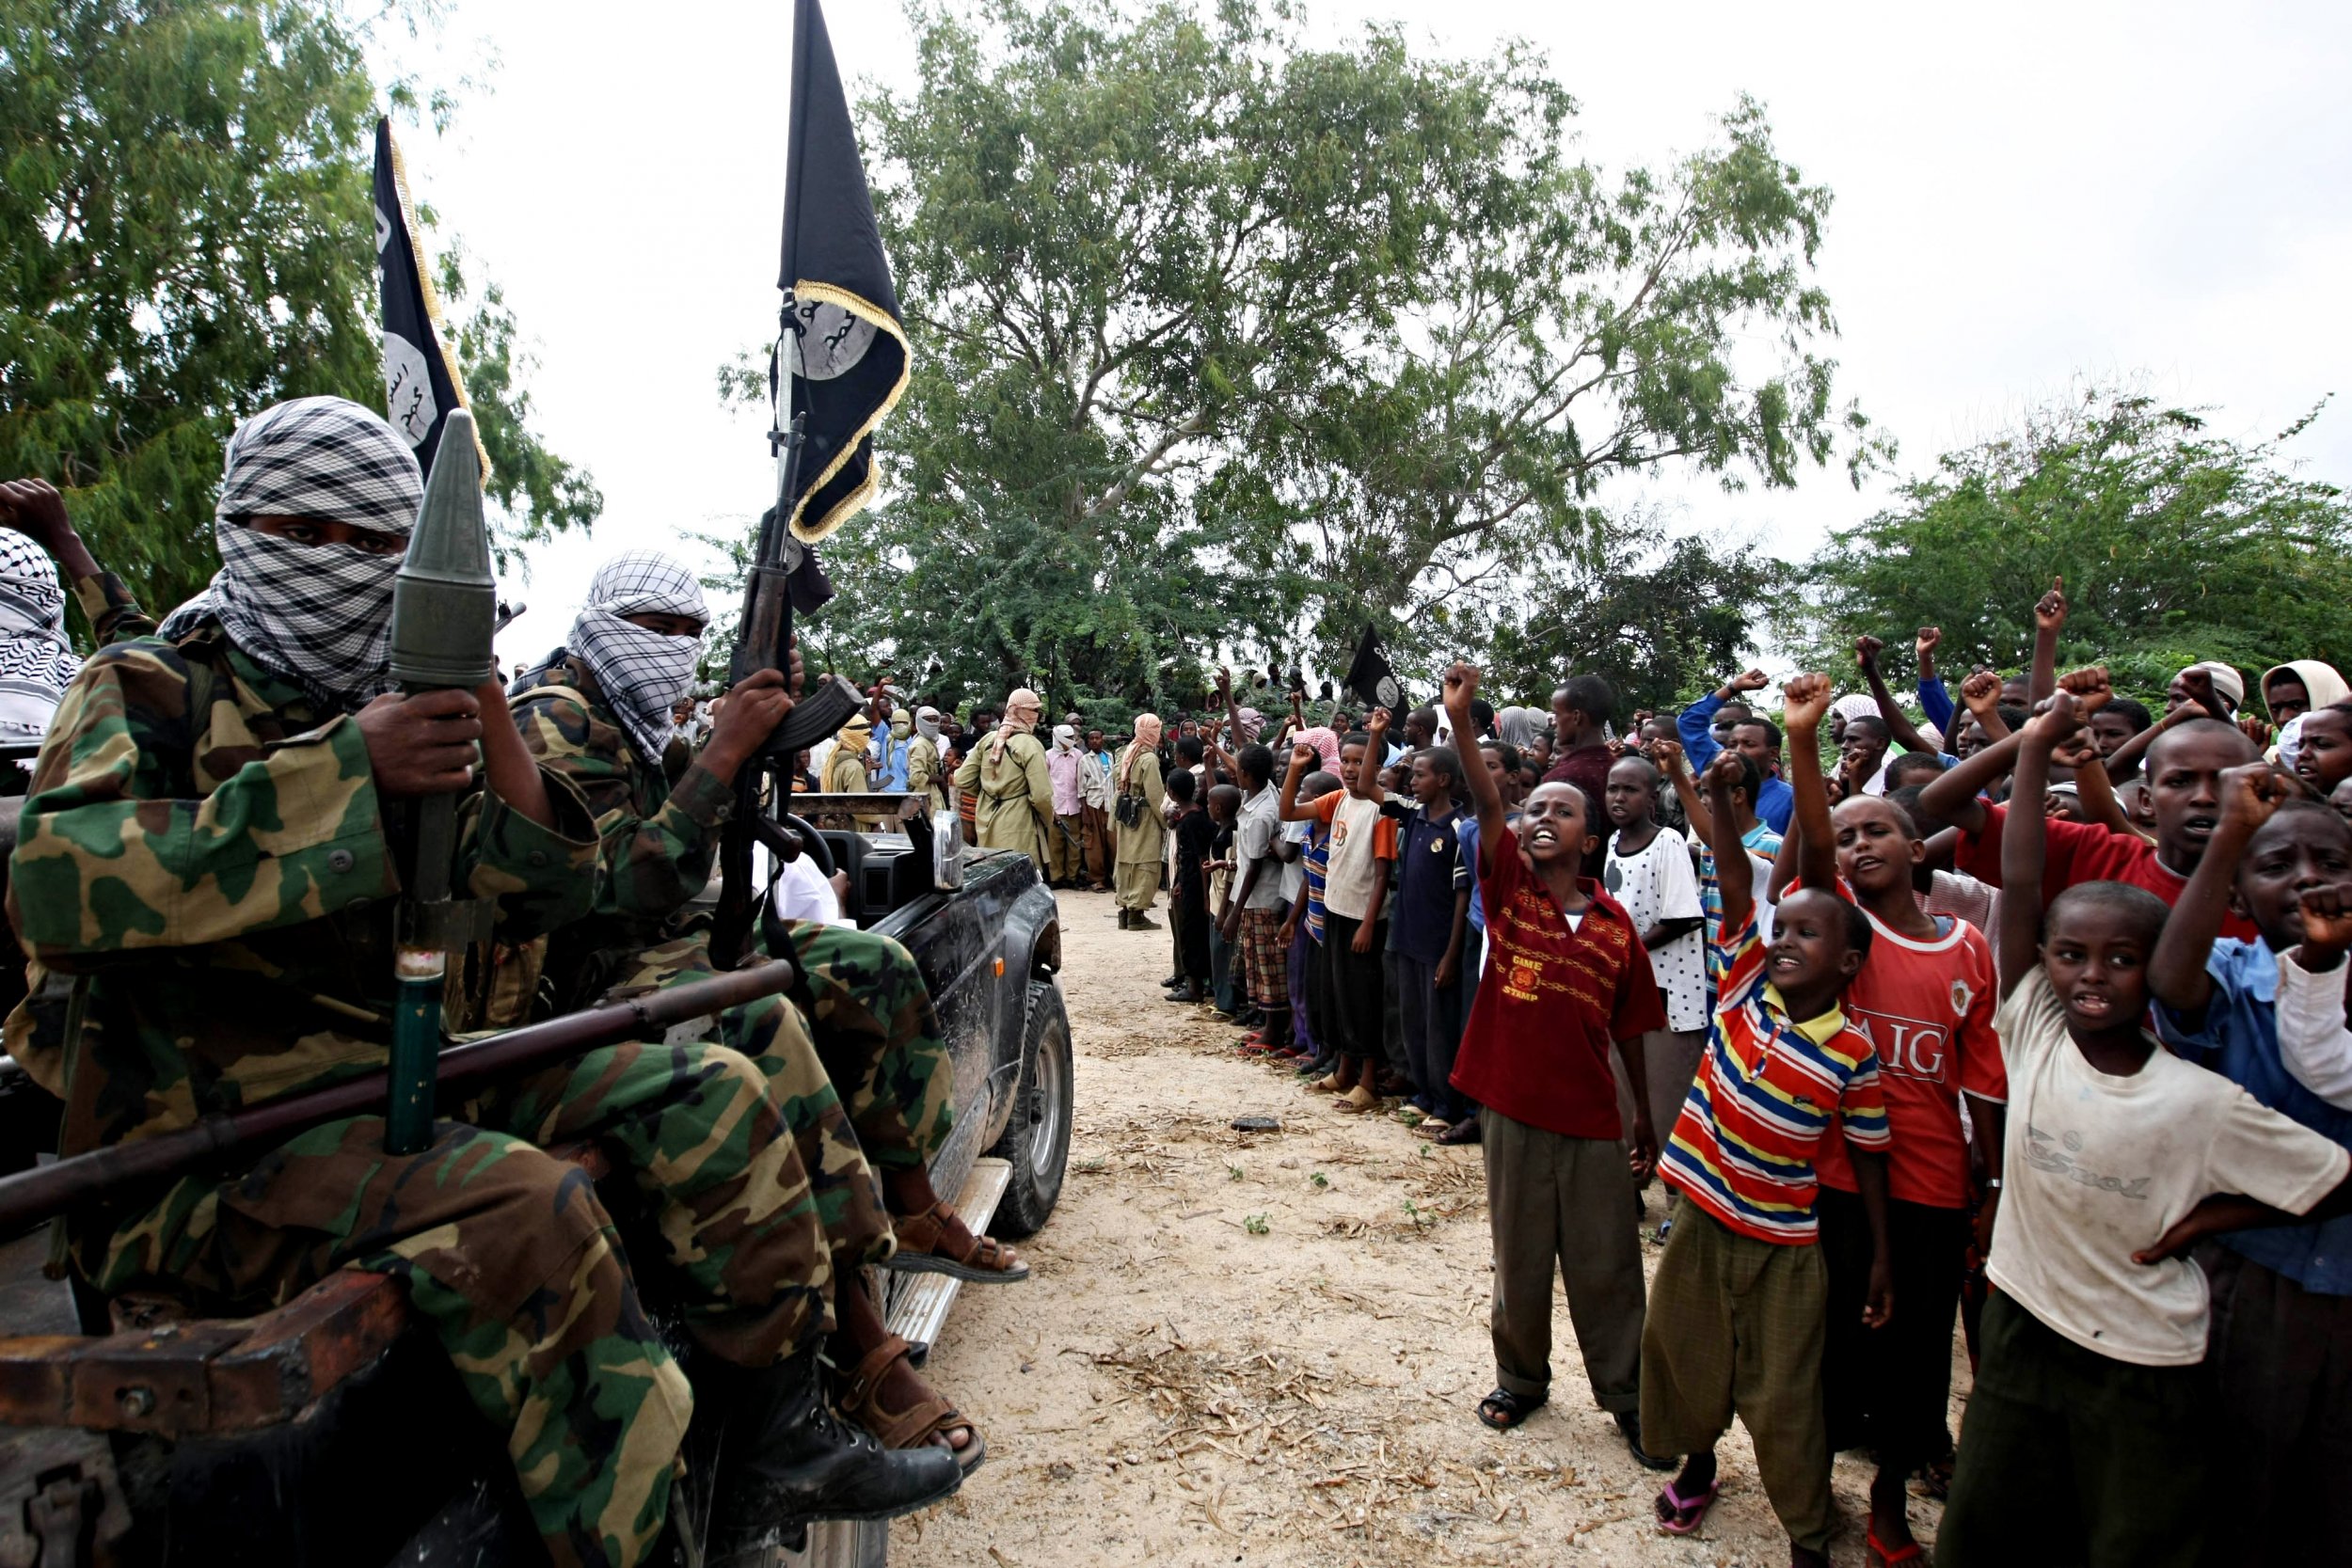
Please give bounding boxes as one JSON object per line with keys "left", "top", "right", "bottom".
{"left": 987, "top": 980, "right": 1073, "bottom": 1238}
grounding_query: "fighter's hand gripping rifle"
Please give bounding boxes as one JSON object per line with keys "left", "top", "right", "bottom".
{"left": 708, "top": 409, "right": 865, "bottom": 970}
{"left": 382, "top": 410, "right": 499, "bottom": 1155}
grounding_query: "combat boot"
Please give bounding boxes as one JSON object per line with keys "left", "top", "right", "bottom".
{"left": 696, "top": 1343, "right": 962, "bottom": 1561}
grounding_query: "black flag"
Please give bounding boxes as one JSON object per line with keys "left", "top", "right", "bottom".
{"left": 1344, "top": 625, "right": 1405, "bottom": 712}
{"left": 774, "top": 0, "right": 911, "bottom": 545}
{"left": 372, "top": 119, "right": 485, "bottom": 482}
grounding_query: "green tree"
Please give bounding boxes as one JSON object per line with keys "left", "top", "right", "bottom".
{"left": 1266, "top": 94, "right": 1882, "bottom": 657}
{"left": 766, "top": 0, "right": 1871, "bottom": 708}
{"left": 1461, "top": 522, "right": 1766, "bottom": 716}
{"left": 0, "top": 0, "right": 594, "bottom": 625}
{"left": 1790, "top": 388, "right": 2352, "bottom": 699}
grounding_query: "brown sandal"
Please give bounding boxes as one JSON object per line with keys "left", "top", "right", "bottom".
{"left": 837, "top": 1333, "right": 986, "bottom": 1476}
{"left": 884, "top": 1200, "right": 1032, "bottom": 1284}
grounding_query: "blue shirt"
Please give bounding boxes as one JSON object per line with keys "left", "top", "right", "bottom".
{"left": 2155, "top": 938, "right": 2352, "bottom": 1295}
{"left": 1388, "top": 808, "right": 1462, "bottom": 963}
{"left": 873, "top": 735, "right": 912, "bottom": 790}
{"left": 1918, "top": 675, "right": 1954, "bottom": 734}
{"left": 1677, "top": 694, "right": 1794, "bottom": 834}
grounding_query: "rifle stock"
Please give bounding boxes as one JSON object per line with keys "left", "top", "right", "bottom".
{"left": 0, "top": 964, "right": 801, "bottom": 1237}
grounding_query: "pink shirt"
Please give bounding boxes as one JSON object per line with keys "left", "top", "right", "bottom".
{"left": 1048, "top": 749, "right": 1082, "bottom": 815}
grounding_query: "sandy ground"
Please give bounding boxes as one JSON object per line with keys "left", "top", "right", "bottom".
{"left": 891, "top": 888, "right": 1961, "bottom": 1567}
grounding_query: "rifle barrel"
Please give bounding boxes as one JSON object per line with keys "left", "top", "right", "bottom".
{"left": 0, "top": 962, "right": 798, "bottom": 1236}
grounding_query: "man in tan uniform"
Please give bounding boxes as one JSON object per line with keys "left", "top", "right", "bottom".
{"left": 907, "top": 705, "right": 948, "bottom": 812}
{"left": 1111, "top": 712, "right": 1168, "bottom": 929}
{"left": 953, "top": 686, "right": 1054, "bottom": 864}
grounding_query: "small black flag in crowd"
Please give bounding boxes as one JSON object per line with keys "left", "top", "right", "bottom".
{"left": 1345, "top": 625, "right": 1406, "bottom": 712}
{"left": 773, "top": 0, "right": 911, "bottom": 546}
{"left": 373, "top": 118, "right": 486, "bottom": 482}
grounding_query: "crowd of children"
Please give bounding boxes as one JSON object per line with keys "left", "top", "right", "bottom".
{"left": 1092, "top": 588, "right": 2352, "bottom": 1568}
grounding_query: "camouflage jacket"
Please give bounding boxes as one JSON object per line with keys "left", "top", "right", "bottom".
{"left": 6, "top": 618, "right": 599, "bottom": 1155}
{"left": 510, "top": 655, "right": 735, "bottom": 1006}
{"left": 73, "top": 570, "right": 156, "bottom": 646}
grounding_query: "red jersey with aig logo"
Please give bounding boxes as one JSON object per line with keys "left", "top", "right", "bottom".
{"left": 1814, "top": 906, "right": 2006, "bottom": 1209}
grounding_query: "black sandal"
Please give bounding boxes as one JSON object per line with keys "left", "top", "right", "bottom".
{"left": 1437, "top": 1117, "right": 1483, "bottom": 1147}
{"left": 1475, "top": 1387, "right": 1545, "bottom": 1431}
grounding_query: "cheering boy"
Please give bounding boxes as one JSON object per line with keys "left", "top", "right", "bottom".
{"left": 1937, "top": 693, "right": 2352, "bottom": 1568}
{"left": 2144, "top": 765, "right": 2352, "bottom": 1566}
{"left": 1639, "top": 709, "right": 1894, "bottom": 1568}
{"left": 1439, "top": 666, "right": 1668, "bottom": 1467}
{"left": 1782, "top": 674, "right": 2003, "bottom": 1565}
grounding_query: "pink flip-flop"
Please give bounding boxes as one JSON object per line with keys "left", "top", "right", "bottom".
{"left": 1656, "top": 1478, "right": 1720, "bottom": 1535}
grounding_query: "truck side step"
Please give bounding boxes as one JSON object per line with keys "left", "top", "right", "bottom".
{"left": 774, "top": 1157, "right": 1015, "bottom": 1568}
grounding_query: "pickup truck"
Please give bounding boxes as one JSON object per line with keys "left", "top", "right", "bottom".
{"left": 0, "top": 793, "right": 1072, "bottom": 1568}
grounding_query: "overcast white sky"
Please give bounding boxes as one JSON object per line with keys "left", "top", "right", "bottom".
{"left": 372, "top": 0, "right": 2352, "bottom": 671}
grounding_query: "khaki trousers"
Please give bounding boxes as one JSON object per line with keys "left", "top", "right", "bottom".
{"left": 1115, "top": 859, "right": 1159, "bottom": 912}
{"left": 1480, "top": 1108, "right": 1647, "bottom": 1412}
{"left": 1639, "top": 1206, "right": 1834, "bottom": 1553}
{"left": 1080, "top": 807, "right": 1110, "bottom": 885}
{"left": 1048, "top": 813, "right": 1085, "bottom": 882}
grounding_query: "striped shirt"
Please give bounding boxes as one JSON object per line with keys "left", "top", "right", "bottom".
{"left": 1699, "top": 819, "right": 1782, "bottom": 981}
{"left": 1302, "top": 821, "right": 1331, "bottom": 943}
{"left": 1661, "top": 910, "right": 1891, "bottom": 1244}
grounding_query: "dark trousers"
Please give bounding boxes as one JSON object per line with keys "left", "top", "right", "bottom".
{"left": 1320, "top": 912, "right": 1387, "bottom": 1061}
{"left": 1939, "top": 1292, "right": 2209, "bottom": 1568}
{"left": 2198, "top": 1243, "right": 2352, "bottom": 1568}
{"left": 1172, "top": 888, "right": 1210, "bottom": 981}
{"left": 1306, "top": 931, "right": 1336, "bottom": 1062}
{"left": 1389, "top": 948, "right": 1470, "bottom": 1120}
{"left": 1208, "top": 921, "right": 1242, "bottom": 1013}
{"left": 1288, "top": 919, "right": 1321, "bottom": 1055}
{"left": 1817, "top": 1187, "right": 1969, "bottom": 1471}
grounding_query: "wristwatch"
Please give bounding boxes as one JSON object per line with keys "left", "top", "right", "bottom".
{"left": 1984, "top": 1178, "right": 2004, "bottom": 1191}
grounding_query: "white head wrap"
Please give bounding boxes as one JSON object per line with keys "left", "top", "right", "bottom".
{"left": 1051, "top": 723, "right": 1077, "bottom": 753}
{"left": 915, "top": 705, "right": 943, "bottom": 743}
{"left": 0, "top": 534, "right": 81, "bottom": 740}
{"left": 569, "top": 551, "right": 708, "bottom": 768}
{"left": 159, "top": 396, "right": 423, "bottom": 709}
{"left": 1831, "top": 692, "right": 1883, "bottom": 725}
{"left": 2178, "top": 660, "right": 2248, "bottom": 710}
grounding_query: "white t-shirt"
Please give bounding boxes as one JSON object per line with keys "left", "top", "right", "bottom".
{"left": 1319, "top": 793, "right": 1389, "bottom": 923}
{"left": 1279, "top": 817, "right": 1311, "bottom": 902}
{"left": 1986, "top": 966, "right": 2349, "bottom": 1366}
{"left": 1604, "top": 825, "right": 1708, "bottom": 1032}
{"left": 1234, "top": 785, "right": 1286, "bottom": 911}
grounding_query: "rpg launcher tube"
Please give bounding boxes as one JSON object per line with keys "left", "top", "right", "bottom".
{"left": 383, "top": 410, "right": 495, "bottom": 1157}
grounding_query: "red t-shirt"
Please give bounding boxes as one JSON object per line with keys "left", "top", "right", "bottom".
{"left": 1814, "top": 907, "right": 2006, "bottom": 1209}
{"left": 1957, "top": 803, "right": 2259, "bottom": 943}
{"left": 1451, "top": 840, "right": 1664, "bottom": 1138}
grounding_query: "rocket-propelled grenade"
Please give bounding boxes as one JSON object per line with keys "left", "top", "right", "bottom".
{"left": 384, "top": 410, "right": 496, "bottom": 1155}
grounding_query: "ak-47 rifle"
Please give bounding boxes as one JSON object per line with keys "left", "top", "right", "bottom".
{"left": 0, "top": 966, "right": 801, "bottom": 1235}
{"left": 707, "top": 338, "right": 866, "bottom": 971}
{"left": 381, "top": 411, "right": 498, "bottom": 1155}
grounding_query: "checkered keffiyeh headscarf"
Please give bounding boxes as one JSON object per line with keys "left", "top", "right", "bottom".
{"left": 159, "top": 396, "right": 422, "bottom": 709}
{"left": 569, "top": 551, "right": 708, "bottom": 768}
{"left": 0, "top": 533, "right": 80, "bottom": 739}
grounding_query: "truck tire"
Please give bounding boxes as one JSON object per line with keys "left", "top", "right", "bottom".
{"left": 986, "top": 980, "right": 1073, "bottom": 1239}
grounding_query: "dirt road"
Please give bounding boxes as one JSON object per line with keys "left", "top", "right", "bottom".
{"left": 893, "top": 887, "right": 1953, "bottom": 1565}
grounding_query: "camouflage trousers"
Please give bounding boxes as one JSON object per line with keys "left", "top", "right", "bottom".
{"left": 92, "top": 1038, "right": 832, "bottom": 1568}
{"left": 599, "top": 923, "right": 956, "bottom": 1275}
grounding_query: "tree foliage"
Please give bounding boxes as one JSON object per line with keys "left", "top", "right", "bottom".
{"left": 1464, "top": 523, "right": 1764, "bottom": 716}
{"left": 1790, "top": 388, "right": 2352, "bottom": 699}
{"left": 1271, "top": 93, "right": 1880, "bottom": 658}
{"left": 772, "top": 0, "right": 1863, "bottom": 714}
{"left": 0, "top": 0, "right": 594, "bottom": 623}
